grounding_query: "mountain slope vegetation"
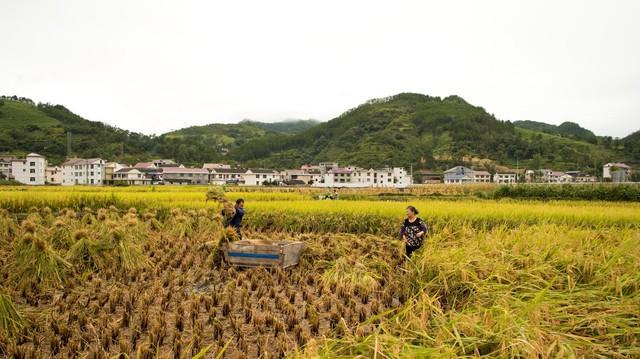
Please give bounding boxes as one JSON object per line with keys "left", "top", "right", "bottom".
{"left": 227, "top": 93, "right": 621, "bottom": 171}
{"left": 514, "top": 120, "right": 598, "bottom": 143}
{"left": 0, "top": 94, "right": 635, "bottom": 171}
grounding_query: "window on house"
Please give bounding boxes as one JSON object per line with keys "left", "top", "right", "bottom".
{"left": 29, "top": 177, "right": 35, "bottom": 182}
{"left": 30, "top": 169, "right": 35, "bottom": 173}
{"left": 30, "top": 162, "right": 35, "bottom": 166}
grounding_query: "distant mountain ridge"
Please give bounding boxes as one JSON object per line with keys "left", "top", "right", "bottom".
{"left": 514, "top": 120, "right": 598, "bottom": 143}
{"left": 0, "top": 94, "right": 637, "bottom": 170}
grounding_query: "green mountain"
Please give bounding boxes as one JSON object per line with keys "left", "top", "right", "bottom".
{"left": 0, "top": 96, "right": 318, "bottom": 165}
{"left": 227, "top": 93, "right": 620, "bottom": 171}
{"left": 244, "top": 119, "right": 319, "bottom": 134}
{"left": 0, "top": 97, "right": 155, "bottom": 165}
{"left": 0, "top": 94, "right": 634, "bottom": 172}
{"left": 514, "top": 120, "right": 598, "bottom": 144}
{"left": 622, "top": 130, "right": 640, "bottom": 162}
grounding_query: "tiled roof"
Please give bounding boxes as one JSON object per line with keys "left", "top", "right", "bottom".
{"left": 248, "top": 168, "right": 277, "bottom": 174}
{"left": 162, "top": 167, "right": 209, "bottom": 174}
{"left": 211, "top": 168, "right": 247, "bottom": 174}
{"left": 62, "top": 158, "right": 103, "bottom": 166}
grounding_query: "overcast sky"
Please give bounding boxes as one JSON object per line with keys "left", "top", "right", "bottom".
{"left": 1, "top": 0, "right": 639, "bottom": 137}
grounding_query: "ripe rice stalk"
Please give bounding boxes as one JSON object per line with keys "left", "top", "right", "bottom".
{"left": 67, "top": 229, "right": 113, "bottom": 271}
{"left": 0, "top": 291, "right": 24, "bottom": 337}
{"left": 10, "top": 232, "right": 71, "bottom": 291}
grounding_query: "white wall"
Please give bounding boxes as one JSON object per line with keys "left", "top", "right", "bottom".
{"left": 12, "top": 155, "right": 46, "bottom": 185}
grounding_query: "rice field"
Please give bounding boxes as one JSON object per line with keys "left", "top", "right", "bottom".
{"left": 0, "top": 185, "right": 638, "bottom": 358}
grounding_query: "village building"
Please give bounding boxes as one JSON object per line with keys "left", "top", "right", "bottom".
{"left": 152, "top": 159, "right": 177, "bottom": 168}
{"left": 473, "top": 170, "right": 491, "bottom": 183}
{"left": 443, "top": 166, "right": 474, "bottom": 184}
{"left": 45, "top": 166, "right": 63, "bottom": 185}
{"left": 203, "top": 163, "right": 231, "bottom": 171}
{"left": 209, "top": 168, "right": 247, "bottom": 185}
{"left": 113, "top": 168, "right": 152, "bottom": 185}
{"left": 281, "top": 169, "right": 319, "bottom": 185}
{"left": 133, "top": 162, "right": 164, "bottom": 184}
{"left": 0, "top": 155, "right": 17, "bottom": 179}
{"left": 493, "top": 172, "right": 517, "bottom": 184}
{"left": 543, "top": 170, "right": 572, "bottom": 183}
{"left": 104, "top": 162, "right": 127, "bottom": 184}
{"left": 11, "top": 153, "right": 47, "bottom": 185}
{"left": 312, "top": 166, "right": 411, "bottom": 188}
{"left": 62, "top": 158, "right": 106, "bottom": 185}
{"left": 603, "top": 163, "right": 632, "bottom": 182}
{"left": 414, "top": 170, "right": 442, "bottom": 184}
{"left": 162, "top": 167, "right": 209, "bottom": 185}
{"left": 244, "top": 169, "right": 281, "bottom": 186}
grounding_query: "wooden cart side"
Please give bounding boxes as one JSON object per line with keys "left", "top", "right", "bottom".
{"left": 226, "top": 242, "right": 283, "bottom": 267}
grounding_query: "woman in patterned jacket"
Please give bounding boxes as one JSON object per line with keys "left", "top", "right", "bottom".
{"left": 400, "top": 205, "right": 427, "bottom": 258}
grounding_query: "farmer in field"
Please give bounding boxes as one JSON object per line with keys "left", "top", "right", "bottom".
{"left": 224, "top": 198, "right": 245, "bottom": 239}
{"left": 400, "top": 205, "right": 427, "bottom": 258}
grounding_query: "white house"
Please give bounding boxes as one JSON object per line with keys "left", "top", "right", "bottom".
{"left": 541, "top": 170, "right": 571, "bottom": 183}
{"left": 312, "top": 166, "right": 411, "bottom": 188}
{"left": 443, "top": 166, "right": 474, "bottom": 184}
{"left": 11, "top": 153, "right": 47, "bottom": 185}
{"left": 243, "top": 169, "right": 281, "bottom": 186}
{"left": 45, "top": 166, "right": 63, "bottom": 185}
{"left": 113, "top": 168, "right": 152, "bottom": 185}
{"left": 603, "top": 163, "right": 631, "bottom": 182}
{"left": 62, "top": 158, "right": 106, "bottom": 185}
{"left": 209, "top": 168, "right": 247, "bottom": 185}
{"left": 493, "top": 172, "right": 517, "bottom": 184}
{"left": 473, "top": 170, "right": 491, "bottom": 183}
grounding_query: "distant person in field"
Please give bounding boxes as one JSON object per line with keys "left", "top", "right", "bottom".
{"left": 400, "top": 205, "right": 427, "bottom": 258}
{"left": 224, "top": 198, "right": 245, "bottom": 239}
{"left": 332, "top": 189, "right": 339, "bottom": 200}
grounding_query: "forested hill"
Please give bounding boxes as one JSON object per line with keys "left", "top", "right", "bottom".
{"left": 513, "top": 120, "right": 598, "bottom": 144}
{"left": 0, "top": 97, "right": 317, "bottom": 165}
{"left": 0, "top": 97, "right": 155, "bottom": 165}
{"left": 0, "top": 94, "right": 636, "bottom": 170}
{"left": 226, "top": 93, "right": 623, "bottom": 171}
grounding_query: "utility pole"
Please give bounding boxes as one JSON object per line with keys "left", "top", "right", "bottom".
{"left": 516, "top": 157, "right": 519, "bottom": 185}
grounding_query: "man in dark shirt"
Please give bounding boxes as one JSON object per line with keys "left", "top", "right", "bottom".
{"left": 225, "top": 198, "right": 245, "bottom": 239}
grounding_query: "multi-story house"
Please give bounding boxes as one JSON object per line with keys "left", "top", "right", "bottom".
{"left": 473, "top": 170, "right": 491, "bottom": 183}
{"left": 45, "top": 166, "right": 63, "bottom": 185}
{"left": 603, "top": 163, "right": 631, "bottom": 182}
{"left": 11, "top": 153, "right": 47, "bottom": 185}
{"left": 281, "top": 169, "right": 317, "bottom": 185}
{"left": 209, "top": 168, "right": 247, "bottom": 185}
{"left": 133, "top": 162, "right": 163, "bottom": 184}
{"left": 243, "top": 169, "right": 281, "bottom": 186}
{"left": 104, "top": 162, "right": 127, "bottom": 184}
{"left": 162, "top": 167, "right": 209, "bottom": 185}
{"left": 493, "top": 172, "right": 517, "bottom": 184}
{"left": 443, "top": 166, "right": 474, "bottom": 184}
{"left": 113, "top": 168, "right": 152, "bottom": 185}
{"left": 62, "top": 158, "right": 106, "bottom": 185}
{"left": 543, "top": 170, "right": 572, "bottom": 183}
{"left": 313, "top": 166, "right": 411, "bottom": 188}
{"left": 0, "top": 155, "right": 17, "bottom": 179}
